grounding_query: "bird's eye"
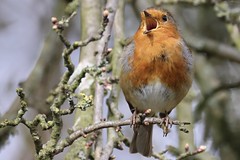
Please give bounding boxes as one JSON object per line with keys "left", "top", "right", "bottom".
{"left": 162, "top": 15, "right": 167, "bottom": 22}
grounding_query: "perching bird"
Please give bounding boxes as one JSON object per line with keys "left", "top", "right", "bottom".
{"left": 119, "top": 8, "right": 193, "bottom": 157}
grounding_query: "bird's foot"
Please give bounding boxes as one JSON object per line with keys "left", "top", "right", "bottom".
{"left": 130, "top": 110, "right": 138, "bottom": 128}
{"left": 130, "top": 109, "right": 152, "bottom": 128}
{"left": 159, "top": 112, "right": 173, "bottom": 137}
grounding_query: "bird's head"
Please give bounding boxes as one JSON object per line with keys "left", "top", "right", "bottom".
{"left": 139, "top": 8, "right": 177, "bottom": 35}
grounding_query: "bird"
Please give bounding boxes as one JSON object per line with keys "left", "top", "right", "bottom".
{"left": 119, "top": 8, "right": 193, "bottom": 157}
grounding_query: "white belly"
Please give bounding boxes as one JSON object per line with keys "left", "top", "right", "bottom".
{"left": 127, "top": 81, "right": 186, "bottom": 114}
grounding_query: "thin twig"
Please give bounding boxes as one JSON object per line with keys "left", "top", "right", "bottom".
{"left": 176, "top": 146, "right": 206, "bottom": 160}
{"left": 0, "top": 88, "right": 27, "bottom": 128}
{"left": 152, "top": 149, "right": 168, "bottom": 160}
{"left": 54, "top": 11, "right": 77, "bottom": 48}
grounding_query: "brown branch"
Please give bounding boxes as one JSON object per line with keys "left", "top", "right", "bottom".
{"left": 54, "top": 117, "right": 190, "bottom": 155}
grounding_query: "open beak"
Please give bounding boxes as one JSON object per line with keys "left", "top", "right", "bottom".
{"left": 143, "top": 11, "right": 158, "bottom": 34}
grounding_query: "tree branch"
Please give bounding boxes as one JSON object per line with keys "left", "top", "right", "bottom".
{"left": 92, "top": 1, "right": 118, "bottom": 159}
{"left": 196, "top": 80, "right": 240, "bottom": 116}
{"left": 54, "top": 117, "right": 190, "bottom": 155}
{"left": 176, "top": 145, "right": 206, "bottom": 160}
{"left": 100, "top": 0, "right": 125, "bottom": 159}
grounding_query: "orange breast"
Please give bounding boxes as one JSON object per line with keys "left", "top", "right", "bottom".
{"left": 127, "top": 29, "right": 191, "bottom": 91}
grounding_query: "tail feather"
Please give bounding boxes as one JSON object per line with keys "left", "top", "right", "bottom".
{"left": 130, "top": 124, "right": 153, "bottom": 157}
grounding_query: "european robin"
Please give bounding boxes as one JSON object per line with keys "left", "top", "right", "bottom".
{"left": 119, "top": 8, "right": 193, "bottom": 157}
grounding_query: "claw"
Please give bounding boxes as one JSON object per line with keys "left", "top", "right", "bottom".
{"left": 130, "top": 109, "right": 152, "bottom": 128}
{"left": 130, "top": 110, "right": 137, "bottom": 128}
{"left": 159, "top": 112, "right": 173, "bottom": 137}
